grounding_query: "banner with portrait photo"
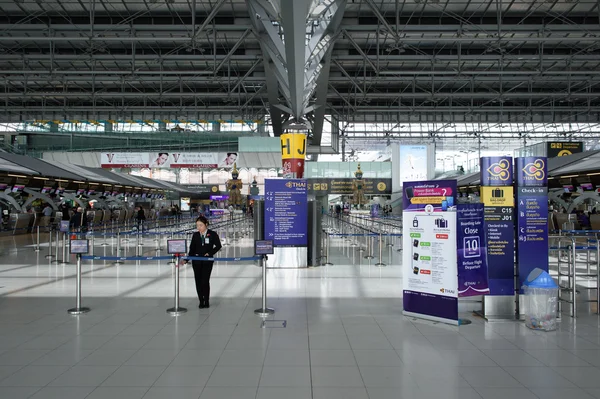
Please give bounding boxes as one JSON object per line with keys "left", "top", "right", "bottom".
{"left": 101, "top": 152, "right": 239, "bottom": 169}
{"left": 148, "top": 152, "right": 171, "bottom": 168}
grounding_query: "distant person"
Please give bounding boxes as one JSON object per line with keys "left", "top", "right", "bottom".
{"left": 42, "top": 203, "right": 53, "bottom": 217}
{"left": 60, "top": 203, "right": 70, "bottom": 221}
{"left": 219, "top": 152, "right": 238, "bottom": 167}
{"left": 69, "top": 207, "right": 87, "bottom": 231}
{"left": 150, "top": 152, "right": 169, "bottom": 168}
{"left": 135, "top": 206, "right": 146, "bottom": 231}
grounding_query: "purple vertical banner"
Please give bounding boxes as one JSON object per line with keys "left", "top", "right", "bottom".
{"left": 516, "top": 157, "right": 548, "bottom": 292}
{"left": 480, "top": 157, "right": 515, "bottom": 296}
{"left": 516, "top": 186, "right": 549, "bottom": 291}
{"left": 515, "top": 157, "right": 547, "bottom": 187}
{"left": 480, "top": 157, "right": 513, "bottom": 186}
{"left": 457, "top": 204, "right": 490, "bottom": 297}
{"left": 264, "top": 179, "right": 308, "bottom": 247}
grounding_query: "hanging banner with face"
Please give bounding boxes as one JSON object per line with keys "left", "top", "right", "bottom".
{"left": 281, "top": 133, "right": 307, "bottom": 178}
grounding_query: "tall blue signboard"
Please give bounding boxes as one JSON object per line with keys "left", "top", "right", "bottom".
{"left": 480, "top": 157, "right": 515, "bottom": 296}
{"left": 516, "top": 157, "right": 548, "bottom": 291}
{"left": 264, "top": 179, "right": 308, "bottom": 247}
{"left": 457, "top": 204, "right": 490, "bottom": 297}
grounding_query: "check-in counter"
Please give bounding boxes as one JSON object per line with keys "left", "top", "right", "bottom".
{"left": 92, "top": 210, "right": 103, "bottom": 224}
{"left": 8, "top": 213, "right": 32, "bottom": 235}
{"left": 102, "top": 210, "right": 111, "bottom": 224}
{"left": 116, "top": 209, "right": 125, "bottom": 223}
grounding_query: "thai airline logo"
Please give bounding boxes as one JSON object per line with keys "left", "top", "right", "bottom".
{"left": 521, "top": 158, "right": 546, "bottom": 181}
{"left": 486, "top": 158, "right": 511, "bottom": 181}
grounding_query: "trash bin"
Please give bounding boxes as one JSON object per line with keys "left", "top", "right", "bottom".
{"left": 522, "top": 268, "right": 559, "bottom": 331}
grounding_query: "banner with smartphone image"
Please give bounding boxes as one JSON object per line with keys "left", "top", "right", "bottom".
{"left": 402, "top": 180, "right": 459, "bottom": 325}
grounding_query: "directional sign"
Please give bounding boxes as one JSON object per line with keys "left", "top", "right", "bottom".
{"left": 264, "top": 179, "right": 308, "bottom": 246}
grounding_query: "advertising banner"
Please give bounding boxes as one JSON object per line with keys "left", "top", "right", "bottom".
{"left": 457, "top": 204, "right": 490, "bottom": 297}
{"left": 308, "top": 178, "right": 391, "bottom": 195}
{"left": 281, "top": 133, "right": 307, "bottom": 178}
{"left": 480, "top": 157, "right": 513, "bottom": 187}
{"left": 101, "top": 152, "right": 238, "bottom": 169}
{"left": 402, "top": 180, "right": 456, "bottom": 212}
{"left": 516, "top": 186, "right": 549, "bottom": 291}
{"left": 101, "top": 153, "right": 149, "bottom": 168}
{"left": 402, "top": 179, "right": 458, "bottom": 325}
{"left": 515, "top": 157, "right": 547, "bottom": 187}
{"left": 171, "top": 153, "right": 219, "bottom": 168}
{"left": 547, "top": 142, "right": 583, "bottom": 158}
{"left": 399, "top": 145, "right": 428, "bottom": 186}
{"left": 264, "top": 179, "right": 308, "bottom": 247}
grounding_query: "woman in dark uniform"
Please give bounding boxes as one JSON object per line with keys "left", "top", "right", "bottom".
{"left": 187, "top": 215, "right": 222, "bottom": 308}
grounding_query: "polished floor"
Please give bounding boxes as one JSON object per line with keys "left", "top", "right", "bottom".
{"left": 1, "top": 225, "right": 600, "bottom": 399}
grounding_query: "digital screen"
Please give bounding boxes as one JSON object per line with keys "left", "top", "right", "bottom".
{"left": 76, "top": 189, "right": 85, "bottom": 195}
{"left": 70, "top": 239, "right": 89, "bottom": 254}
{"left": 41, "top": 187, "right": 53, "bottom": 194}
{"left": 210, "top": 195, "right": 229, "bottom": 200}
{"left": 563, "top": 185, "right": 574, "bottom": 193}
{"left": 255, "top": 240, "right": 274, "bottom": 255}
{"left": 141, "top": 193, "right": 147, "bottom": 198}
{"left": 112, "top": 191, "right": 119, "bottom": 196}
{"left": 581, "top": 183, "right": 594, "bottom": 191}
{"left": 103, "top": 191, "right": 111, "bottom": 196}
{"left": 167, "top": 239, "right": 187, "bottom": 255}
{"left": 87, "top": 190, "right": 95, "bottom": 196}
{"left": 0, "top": 184, "right": 7, "bottom": 190}
{"left": 124, "top": 192, "right": 130, "bottom": 197}
{"left": 12, "top": 185, "right": 24, "bottom": 193}
{"left": 134, "top": 193, "right": 140, "bottom": 198}
{"left": 55, "top": 188, "right": 64, "bottom": 195}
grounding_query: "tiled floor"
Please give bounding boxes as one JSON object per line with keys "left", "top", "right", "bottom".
{"left": 1, "top": 222, "right": 600, "bottom": 399}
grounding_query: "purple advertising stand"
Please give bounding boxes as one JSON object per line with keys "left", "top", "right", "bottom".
{"left": 478, "top": 157, "right": 516, "bottom": 320}
{"left": 515, "top": 157, "right": 549, "bottom": 318}
{"left": 402, "top": 180, "right": 460, "bottom": 325}
{"left": 264, "top": 179, "right": 308, "bottom": 268}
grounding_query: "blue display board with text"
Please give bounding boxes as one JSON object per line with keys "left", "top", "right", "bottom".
{"left": 264, "top": 179, "right": 308, "bottom": 247}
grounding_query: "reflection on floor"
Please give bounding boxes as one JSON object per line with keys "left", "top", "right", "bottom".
{"left": 1, "top": 228, "right": 600, "bottom": 399}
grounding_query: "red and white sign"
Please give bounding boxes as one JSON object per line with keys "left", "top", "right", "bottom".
{"left": 101, "top": 152, "right": 239, "bottom": 169}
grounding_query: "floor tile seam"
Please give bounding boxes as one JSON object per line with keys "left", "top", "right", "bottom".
{"left": 472, "top": 386, "right": 541, "bottom": 399}
{"left": 0, "top": 364, "right": 27, "bottom": 385}
{"left": 195, "top": 294, "right": 264, "bottom": 399}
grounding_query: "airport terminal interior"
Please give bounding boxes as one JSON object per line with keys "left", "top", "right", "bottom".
{"left": 3, "top": 0, "right": 600, "bottom": 398}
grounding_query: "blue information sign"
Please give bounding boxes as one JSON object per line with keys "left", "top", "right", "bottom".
{"left": 457, "top": 204, "right": 490, "bottom": 297}
{"left": 480, "top": 157, "right": 513, "bottom": 186}
{"left": 517, "top": 186, "right": 549, "bottom": 291}
{"left": 265, "top": 179, "right": 308, "bottom": 247}
{"left": 484, "top": 207, "right": 515, "bottom": 295}
{"left": 60, "top": 220, "right": 70, "bottom": 233}
{"left": 516, "top": 157, "right": 547, "bottom": 187}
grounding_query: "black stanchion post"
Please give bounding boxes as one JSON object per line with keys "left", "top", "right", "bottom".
{"left": 45, "top": 226, "right": 55, "bottom": 259}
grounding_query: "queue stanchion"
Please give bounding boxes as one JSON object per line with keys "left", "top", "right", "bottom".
{"left": 254, "top": 240, "right": 275, "bottom": 318}
{"left": 90, "top": 231, "right": 95, "bottom": 256}
{"left": 33, "top": 225, "right": 41, "bottom": 252}
{"left": 114, "top": 231, "right": 124, "bottom": 265}
{"left": 324, "top": 231, "right": 333, "bottom": 266}
{"left": 166, "top": 239, "right": 187, "bottom": 316}
{"left": 396, "top": 232, "right": 403, "bottom": 252}
{"left": 45, "top": 225, "right": 55, "bottom": 259}
{"left": 364, "top": 234, "right": 375, "bottom": 259}
{"left": 68, "top": 239, "right": 91, "bottom": 315}
{"left": 375, "top": 232, "right": 386, "bottom": 267}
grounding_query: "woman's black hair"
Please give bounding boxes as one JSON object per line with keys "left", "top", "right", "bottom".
{"left": 196, "top": 215, "right": 209, "bottom": 226}
{"left": 226, "top": 152, "right": 238, "bottom": 157}
{"left": 158, "top": 152, "right": 169, "bottom": 157}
